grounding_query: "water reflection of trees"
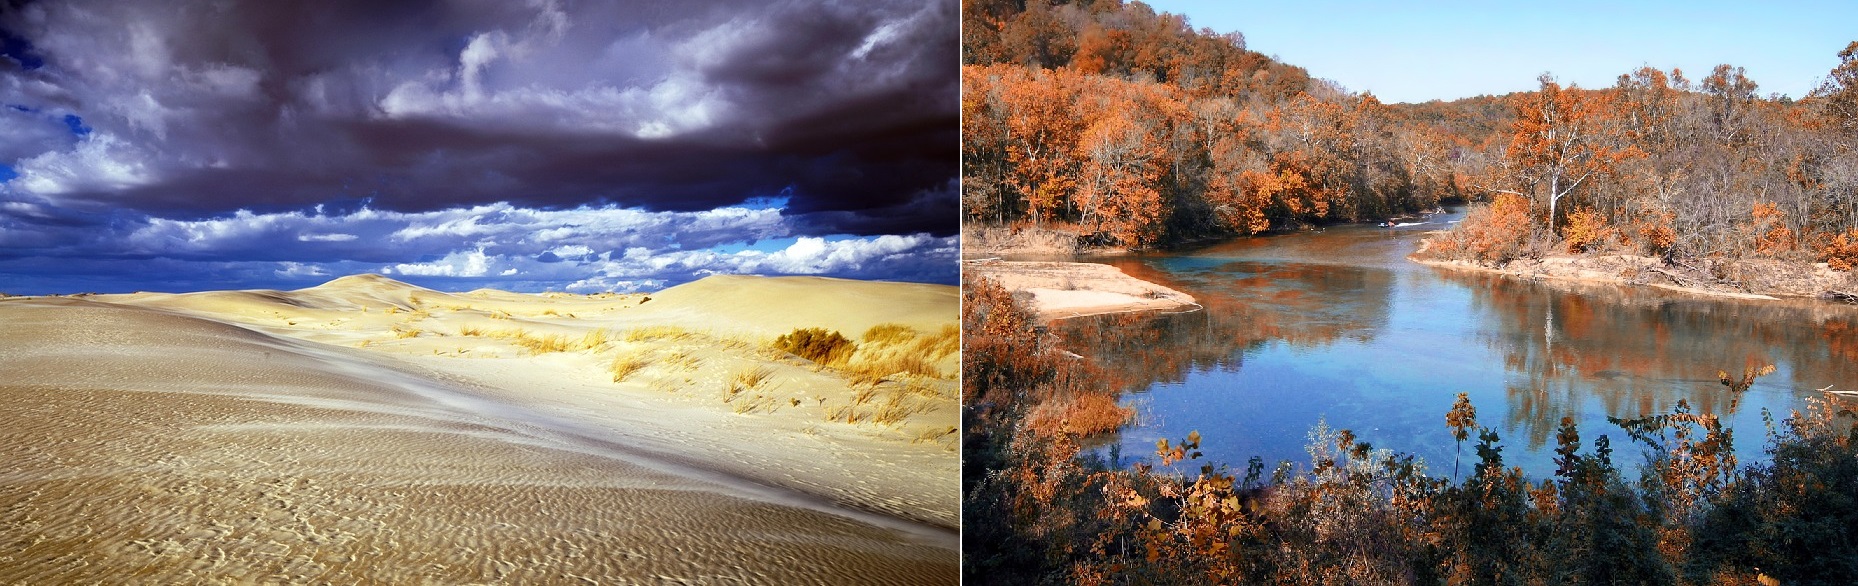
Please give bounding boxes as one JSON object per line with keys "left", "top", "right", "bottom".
{"left": 1052, "top": 257, "right": 1395, "bottom": 393}
{"left": 1451, "top": 271, "right": 1858, "bottom": 448}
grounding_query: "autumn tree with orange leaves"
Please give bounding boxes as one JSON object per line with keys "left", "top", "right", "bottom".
{"left": 1816, "top": 41, "right": 1858, "bottom": 142}
{"left": 962, "top": 0, "right": 1446, "bottom": 248}
{"left": 1486, "top": 75, "right": 1637, "bottom": 237}
{"left": 998, "top": 67, "right": 1084, "bottom": 226}
{"left": 1076, "top": 108, "right": 1169, "bottom": 245}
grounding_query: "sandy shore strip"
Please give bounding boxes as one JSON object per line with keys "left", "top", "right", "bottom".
{"left": 1410, "top": 251, "right": 1858, "bottom": 303}
{"left": 1, "top": 275, "right": 957, "bottom": 584}
{"left": 1406, "top": 230, "right": 1858, "bottom": 303}
{"left": 964, "top": 260, "right": 1197, "bottom": 320}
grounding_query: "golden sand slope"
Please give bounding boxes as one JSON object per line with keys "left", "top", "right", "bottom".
{"left": 0, "top": 274, "right": 957, "bottom": 584}
{"left": 646, "top": 274, "right": 955, "bottom": 335}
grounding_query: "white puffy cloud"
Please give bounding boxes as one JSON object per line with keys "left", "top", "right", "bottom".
{"left": 556, "top": 233, "right": 959, "bottom": 291}
{"left": 387, "top": 248, "right": 493, "bottom": 278}
{"left": 10, "top": 133, "right": 158, "bottom": 195}
{"left": 0, "top": 198, "right": 953, "bottom": 293}
{"left": 274, "top": 261, "right": 329, "bottom": 278}
{"left": 116, "top": 201, "right": 788, "bottom": 262}
{"left": 758, "top": 235, "right": 930, "bottom": 273}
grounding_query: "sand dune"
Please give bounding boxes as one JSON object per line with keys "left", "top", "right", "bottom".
{"left": 647, "top": 275, "right": 956, "bottom": 336}
{"left": 1, "top": 274, "right": 958, "bottom": 583}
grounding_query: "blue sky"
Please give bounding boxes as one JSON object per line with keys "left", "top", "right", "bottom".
{"left": 1141, "top": 0, "right": 1857, "bottom": 103}
{"left": 0, "top": 0, "right": 957, "bottom": 295}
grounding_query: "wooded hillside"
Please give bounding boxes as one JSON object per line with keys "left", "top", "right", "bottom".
{"left": 964, "top": 0, "right": 1858, "bottom": 268}
{"left": 962, "top": 0, "right": 1464, "bottom": 246}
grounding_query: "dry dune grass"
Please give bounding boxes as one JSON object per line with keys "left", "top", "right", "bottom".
{"left": 580, "top": 328, "right": 609, "bottom": 349}
{"left": 724, "top": 364, "right": 782, "bottom": 414}
{"left": 666, "top": 349, "right": 703, "bottom": 371}
{"left": 454, "top": 326, "right": 611, "bottom": 356}
{"left": 762, "top": 323, "right": 959, "bottom": 383}
{"left": 844, "top": 323, "right": 960, "bottom": 383}
{"left": 518, "top": 333, "right": 574, "bottom": 354}
{"left": 626, "top": 325, "right": 700, "bottom": 343}
{"left": 772, "top": 327, "right": 857, "bottom": 366}
{"left": 826, "top": 384, "right": 936, "bottom": 426}
{"left": 737, "top": 322, "right": 961, "bottom": 429}
{"left": 609, "top": 350, "right": 652, "bottom": 382}
{"left": 731, "top": 364, "right": 775, "bottom": 390}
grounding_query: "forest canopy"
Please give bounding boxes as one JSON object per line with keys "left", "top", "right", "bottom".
{"left": 963, "top": 0, "right": 1858, "bottom": 265}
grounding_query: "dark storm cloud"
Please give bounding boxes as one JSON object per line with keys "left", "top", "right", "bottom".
{"left": 0, "top": 0, "right": 956, "bottom": 235}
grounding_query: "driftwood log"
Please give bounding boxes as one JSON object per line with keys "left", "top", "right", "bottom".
{"left": 1820, "top": 290, "right": 1858, "bottom": 304}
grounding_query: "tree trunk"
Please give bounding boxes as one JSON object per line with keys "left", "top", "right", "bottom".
{"left": 1548, "top": 173, "right": 1561, "bottom": 235}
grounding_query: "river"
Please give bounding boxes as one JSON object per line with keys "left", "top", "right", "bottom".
{"left": 1051, "top": 210, "right": 1858, "bottom": 478}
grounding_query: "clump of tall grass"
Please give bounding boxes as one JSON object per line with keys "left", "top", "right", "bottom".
{"left": 722, "top": 365, "right": 782, "bottom": 414}
{"left": 771, "top": 327, "right": 856, "bottom": 364}
{"left": 825, "top": 387, "right": 883, "bottom": 424}
{"left": 833, "top": 322, "right": 961, "bottom": 383}
{"left": 610, "top": 351, "right": 652, "bottom": 382}
{"left": 915, "top": 324, "right": 960, "bottom": 358}
{"left": 843, "top": 353, "right": 943, "bottom": 385}
{"left": 724, "top": 364, "right": 776, "bottom": 400}
{"left": 871, "top": 389, "right": 924, "bottom": 426}
{"left": 626, "top": 325, "right": 698, "bottom": 343}
{"left": 580, "top": 328, "right": 609, "bottom": 349}
{"left": 479, "top": 326, "right": 610, "bottom": 354}
{"left": 861, "top": 323, "right": 917, "bottom": 346}
{"left": 861, "top": 322, "right": 959, "bottom": 360}
{"left": 732, "top": 365, "right": 775, "bottom": 390}
{"left": 514, "top": 332, "right": 573, "bottom": 354}
{"left": 914, "top": 426, "right": 957, "bottom": 445}
{"left": 665, "top": 349, "right": 703, "bottom": 371}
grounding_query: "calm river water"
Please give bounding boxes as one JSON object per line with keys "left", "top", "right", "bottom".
{"left": 1054, "top": 211, "right": 1858, "bottom": 478}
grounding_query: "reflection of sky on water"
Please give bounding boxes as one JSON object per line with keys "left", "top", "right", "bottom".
{"left": 1068, "top": 215, "right": 1849, "bottom": 478}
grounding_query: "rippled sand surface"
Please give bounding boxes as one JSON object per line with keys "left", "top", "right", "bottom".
{"left": 0, "top": 298, "right": 954, "bottom": 584}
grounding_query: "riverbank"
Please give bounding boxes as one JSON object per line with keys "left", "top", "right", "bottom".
{"left": 962, "top": 223, "right": 1091, "bottom": 256}
{"left": 1411, "top": 233, "right": 1858, "bottom": 303}
{"left": 963, "top": 259, "right": 1197, "bottom": 320}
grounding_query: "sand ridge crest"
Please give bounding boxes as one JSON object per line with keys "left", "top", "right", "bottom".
{"left": 649, "top": 274, "right": 958, "bottom": 336}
